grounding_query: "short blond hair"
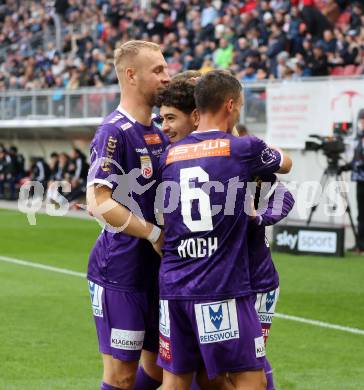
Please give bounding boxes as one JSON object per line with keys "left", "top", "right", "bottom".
{"left": 114, "top": 40, "right": 160, "bottom": 73}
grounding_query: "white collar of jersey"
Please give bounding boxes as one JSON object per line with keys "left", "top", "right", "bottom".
{"left": 116, "top": 105, "right": 136, "bottom": 123}
{"left": 191, "top": 129, "right": 221, "bottom": 133}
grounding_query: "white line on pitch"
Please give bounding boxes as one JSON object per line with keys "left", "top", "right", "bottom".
{"left": 0, "top": 255, "right": 86, "bottom": 278}
{"left": 274, "top": 313, "right": 364, "bottom": 335}
{"left": 1, "top": 254, "right": 363, "bottom": 336}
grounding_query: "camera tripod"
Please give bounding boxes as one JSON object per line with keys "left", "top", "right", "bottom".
{"left": 306, "top": 158, "right": 358, "bottom": 244}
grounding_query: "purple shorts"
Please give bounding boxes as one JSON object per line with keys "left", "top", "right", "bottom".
{"left": 88, "top": 280, "right": 159, "bottom": 362}
{"left": 157, "top": 296, "right": 265, "bottom": 380}
{"left": 255, "top": 287, "right": 280, "bottom": 345}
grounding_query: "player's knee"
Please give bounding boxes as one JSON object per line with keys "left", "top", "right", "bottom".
{"left": 257, "top": 372, "right": 267, "bottom": 390}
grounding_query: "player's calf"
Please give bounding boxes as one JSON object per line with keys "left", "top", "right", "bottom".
{"left": 102, "top": 354, "right": 138, "bottom": 390}
{"left": 195, "top": 370, "right": 233, "bottom": 390}
{"left": 229, "top": 369, "right": 267, "bottom": 390}
{"left": 162, "top": 369, "right": 193, "bottom": 390}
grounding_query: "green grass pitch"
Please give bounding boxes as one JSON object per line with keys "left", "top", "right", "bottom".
{"left": 0, "top": 208, "right": 363, "bottom": 389}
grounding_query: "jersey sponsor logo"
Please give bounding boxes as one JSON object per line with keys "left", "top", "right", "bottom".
{"left": 140, "top": 155, "right": 153, "bottom": 179}
{"left": 109, "top": 113, "right": 123, "bottom": 124}
{"left": 159, "top": 300, "right": 170, "bottom": 338}
{"left": 121, "top": 122, "right": 132, "bottom": 131}
{"left": 101, "top": 136, "right": 118, "bottom": 172}
{"left": 88, "top": 281, "right": 103, "bottom": 317}
{"left": 258, "top": 313, "right": 273, "bottom": 323}
{"left": 265, "top": 290, "right": 277, "bottom": 312}
{"left": 110, "top": 328, "right": 145, "bottom": 351}
{"left": 260, "top": 147, "right": 278, "bottom": 165}
{"left": 177, "top": 237, "right": 218, "bottom": 259}
{"left": 255, "top": 288, "right": 279, "bottom": 324}
{"left": 261, "top": 325, "right": 270, "bottom": 345}
{"left": 166, "top": 139, "right": 231, "bottom": 165}
{"left": 151, "top": 146, "right": 164, "bottom": 156}
{"left": 209, "top": 305, "right": 223, "bottom": 329}
{"left": 159, "top": 334, "right": 172, "bottom": 361}
{"left": 135, "top": 147, "right": 148, "bottom": 154}
{"left": 255, "top": 336, "right": 266, "bottom": 358}
{"left": 144, "top": 134, "right": 162, "bottom": 145}
{"left": 195, "top": 299, "right": 239, "bottom": 344}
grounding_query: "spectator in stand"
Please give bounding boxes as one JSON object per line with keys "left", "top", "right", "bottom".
{"left": 308, "top": 44, "right": 330, "bottom": 76}
{"left": 46, "top": 152, "right": 71, "bottom": 205}
{"left": 7, "top": 146, "right": 25, "bottom": 200}
{"left": 0, "top": 147, "right": 10, "bottom": 199}
{"left": 49, "top": 152, "right": 60, "bottom": 180}
{"left": 214, "top": 38, "right": 234, "bottom": 69}
{"left": 350, "top": 2, "right": 363, "bottom": 32}
{"left": 65, "top": 148, "right": 88, "bottom": 203}
{"left": 0, "top": 0, "right": 363, "bottom": 88}
{"left": 29, "top": 157, "right": 51, "bottom": 197}
{"left": 321, "top": 30, "right": 337, "bottom": 54}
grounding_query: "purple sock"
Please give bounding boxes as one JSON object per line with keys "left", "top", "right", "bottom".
{"left": 133, "top": 365, "right": 162, "bottom": 390}
{"left": 101, "top": 382, "right": 123, "bottom": 390}
{"left": 264, "top": 358, "right": 275, "bottom": 390}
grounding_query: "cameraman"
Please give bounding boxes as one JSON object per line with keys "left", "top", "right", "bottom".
{"left": 349, "top": 109, "right": 364, "bottom": 253}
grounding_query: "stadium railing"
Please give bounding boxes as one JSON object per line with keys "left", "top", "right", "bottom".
{"left": 0, "top": 75, "right": 362, "bottom": 131}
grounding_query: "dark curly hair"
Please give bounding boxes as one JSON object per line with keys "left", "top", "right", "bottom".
{"left": 157, "top": 71, "right": 200, "bottom": 114}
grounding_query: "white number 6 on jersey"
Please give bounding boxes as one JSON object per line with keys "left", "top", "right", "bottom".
{"left": 180, "top": 167, "right": 213, "bottom": 232}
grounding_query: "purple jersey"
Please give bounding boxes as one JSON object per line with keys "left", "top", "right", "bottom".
{"left": 87, "top": 106, "right": 169, "bottom": 292}
{"left": 248, "top": 175, "right": 295, "bottom": 293}
{"left": 158, "top": 130, "right": 282, "bottom": 299}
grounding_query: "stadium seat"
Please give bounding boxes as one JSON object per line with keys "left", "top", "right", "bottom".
{"left": 355, "top": 65, "right": 364, "bottom": 75}
{"left": 343, "top": 65, "right": 357, "bottom": 76}
{"left": 335, "top": 10, "right": 351, "bottom": 27}
{"left": 330, "top": 66, "right": 345, "bottom": 76}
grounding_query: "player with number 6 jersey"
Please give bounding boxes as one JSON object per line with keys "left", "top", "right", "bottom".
{"left": 156, "top": 70, "right": 292, "bottom": 389}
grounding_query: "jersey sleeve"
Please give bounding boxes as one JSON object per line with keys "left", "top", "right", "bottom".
{"left": 154, "top": 149, "right": 168, "bottom": 226}
{"left": 247, "top": 136, "right": 282, "bottom": 176}
{"left": 87, "top": 124, "right": 124, "bottom": 191}
{"left": 255, "top": 181, "right": 295, "bottom": 226}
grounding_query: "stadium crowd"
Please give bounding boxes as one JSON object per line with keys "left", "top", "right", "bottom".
{"left": 0, "top": 0, "right": 363, "bottom": 92}
{"left": 0, "top": 144, "right": 88, "bottom": 203}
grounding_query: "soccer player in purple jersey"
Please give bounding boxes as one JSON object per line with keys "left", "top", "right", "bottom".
{"left": 155, "top": 70, "right": 292, "bottom": 390}
{"left": 158, "top": 75, "right": 294, "bottom": 390}
{"left": 86, "top": 40, "right": 170, "bottom": 390}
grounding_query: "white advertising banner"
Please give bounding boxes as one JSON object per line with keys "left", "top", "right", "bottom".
{"left": 266, "top": 79, "right": 364, "bottom": 149}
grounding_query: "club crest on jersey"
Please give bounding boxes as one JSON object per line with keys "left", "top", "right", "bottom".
{"left": 260, "top": 147, "right": 277, "bottom": 165}
{"left": 195, "top": 299, "right": 239, "bottom": 344}
{"left": 140, "top": 155, "right": 153, "bottom": 179}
